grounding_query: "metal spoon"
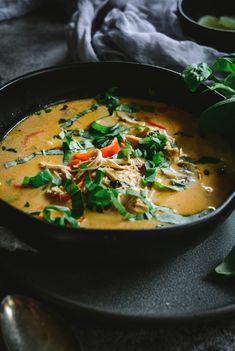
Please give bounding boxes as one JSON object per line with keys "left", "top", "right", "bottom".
{"left": 0, "top": 295, "right": 82, "bottom": 351}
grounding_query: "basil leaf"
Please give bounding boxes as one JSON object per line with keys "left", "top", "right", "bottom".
{"left": 182, "top": 63, "right": 212, "bottom": 92}
{"left": 42, "top": 205, "right": 79, "bottom": 228}
{"left": 139, "top": 132, "right": 167, "bottom": 161}
{"left": 142, "top": 161, "right": 156, "bottom": 185}
{"left": 95, "top": 88, "right": 120, "bottom": 114}
{"left": 153, "top": 181, "right": 183, "bottom": 192}
{"left": 23, "top": 167, "right": 53, "bottom": 188}
{"left": 109, "top": 191, "right": 132, "bottom": 219}
{"left": 156, "top": 208, "right": 213, "bottom": 225}
{"left": 215, "top": 246, "right": 235, "bottom": 276}
{"left": 64, "top": 179, "right": 84, "bottom": 218}
{"left": 60, "top": 103, "right": 99, "bottom": 129}
{"left": 4, "top": 149, "right": 64, "bottom": 168}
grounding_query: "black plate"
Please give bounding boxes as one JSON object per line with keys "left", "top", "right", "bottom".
{"left": 0, "top": 62, "right": 234, "bottom": 251}
{"left": 1, "top": 210, "right": 235, "bottom": 325}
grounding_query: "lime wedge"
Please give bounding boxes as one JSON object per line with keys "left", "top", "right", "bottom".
{"left": 218, "top": 16, "right": 235, "bottom": 30}
{"left": 199, "top": 97, "right": 235, "bottom": 136}
{"left": 198, "top": 15, "right": 225, "bottom": 29}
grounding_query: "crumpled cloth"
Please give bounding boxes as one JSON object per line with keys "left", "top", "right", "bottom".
{"left": 67, "top": 0, "right": 223, "bottom": 70}
{"left": 0, "top": 0, "right": 223, "bottom": 71}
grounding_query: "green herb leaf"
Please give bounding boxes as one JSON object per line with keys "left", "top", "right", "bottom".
{"left": 4, "top": 149, "right": 64, "bottom": 168}
{"left": 22, "top": 167, "right": 53, "bottom": 188}
{"left": 156, "top": 208, "right": 213, "bottom": 225}
{"left": 142, "top": 161, "right": 156, "bottom": 185}
{"left": 64, "top": 179, "right": 84, "bottom": 218}
{"left": 215, "top": 246, "right": 235, "bottom": 276}
{"left": 42, "top": 205, "right": 79, "bottom": 228}
{"left": 60, "top": 103, "right": 99, "bottom": 129}
{"left": 182, "top": 63, "right": 212, "bottom": 92}
{"left": 95, "top": 88, "right": 120, "bottom": 114}
{"left": 139, "top": 132, "right": 167, "bottom": 161}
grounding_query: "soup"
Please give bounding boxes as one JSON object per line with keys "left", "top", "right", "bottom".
{"left": 0, "top": 90, "right": 234, "bottom": 229}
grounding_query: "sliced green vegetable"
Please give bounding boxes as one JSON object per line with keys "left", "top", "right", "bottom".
{"left": 139, "top": 132, "right": 167, "bottom": 161}
{"left": 4, "top": 149, "right": 64, "bottom": 168}
{"left": 153, "top": 181, "right": 184, "bottom": 192}
{"left": 42, "top": 205, "right": 79, "bottom": 228}
{"left": 156, "top": 208, "right": 213, "bottom": 225}
{"left": 22, "top": 168, "right": 53, "bottom": 188}
{"left": 60, "top": 103, "right": 99, "bottom": 129}
{"left": 64, "top": 179, "right": 84, "bottom": 218}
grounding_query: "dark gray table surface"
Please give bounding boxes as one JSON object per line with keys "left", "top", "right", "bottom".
{"left": 0, "top": 5, "right": 235, "bottom": 351}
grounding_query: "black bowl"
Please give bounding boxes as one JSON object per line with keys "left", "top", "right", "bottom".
{"left": 178, "top": 0, "right": 235, "bottom": 52}
{"left": 0, "top": 62, "right": 234, "bottom": 251}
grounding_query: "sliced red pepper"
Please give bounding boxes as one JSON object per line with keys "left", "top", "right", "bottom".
{"left": 146, "top": 120, "right": 167, "bottom": 130}
{"left": 100, "top": 138, "right": 121, "bottom": 158}
{"left": 72, "top": 152, "right": 91, "bottom": 161}
{"left": 69, "top": 138, "right": 120, "bottom": 168}
{"left": 68, "top": 159, "right": 81, "bottom": 167}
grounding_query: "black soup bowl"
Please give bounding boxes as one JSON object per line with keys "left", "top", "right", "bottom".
{"left": 0, "top": 62, "right": 234, "bottom": 251}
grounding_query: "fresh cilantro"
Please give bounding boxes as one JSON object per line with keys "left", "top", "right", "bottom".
{"left": 215, "top": 246, "right": 235, "bottom": 276}
{"left": 95, "top": 88, "right": 120, "bottom": 114}
{"left": 183, "top": 55, "right": 235, "bottom": 137}
{"left": 142, "top": 161, "right": 156, "bottom": 185}
{"left": 96, "top": 88, "right": 155, "bottom": 114}
{"left": 139, "top": 132, "right": 167, "bottom": 161}
{"left": 182, "top": 63, "right": 212, "bottom": 92}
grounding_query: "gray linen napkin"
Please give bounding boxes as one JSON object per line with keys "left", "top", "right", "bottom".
{"left": 67, "top": 0, "right": 223, "bottom": 70}
{"left": 0, "top": 0, "right": 223, "bottom": 69}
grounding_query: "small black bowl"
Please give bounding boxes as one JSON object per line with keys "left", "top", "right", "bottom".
{"left": 178, "top": 0, "right": 235, "bottom": 52}
{"left": 0, "top": 62, "right": 234, "bottom": 252}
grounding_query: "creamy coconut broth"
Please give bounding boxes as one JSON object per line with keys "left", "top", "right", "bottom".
{"left": 0, "top": 92, "right": 234, "bottom": 229}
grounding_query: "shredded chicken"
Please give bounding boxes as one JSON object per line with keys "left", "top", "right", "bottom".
{"left": 46, "top": 186, "right": 69, "bottom": 202}
{"left": 104, "top": 165, "right": 141, "bottom": 187}
{"left": 116, "top": 111, "right": 145, "bottom": 125}
{"left": 164, "top": 141, "right": 180, "bottom": 162}
{"left": 125, "top": 134, "right": 141, "bottom": 147}
{"left": 39, "top": 161, "right": 71, "bottom": 179}
{"left": 124, "top": 195, "right": 148, "bottom": 214}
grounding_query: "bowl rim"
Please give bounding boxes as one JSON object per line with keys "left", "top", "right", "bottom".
{"left": 0, "top": 61, "right": 234, "bottom": 239}
{"left": 177, "top": 0, "right": 235, "bottom": 33}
